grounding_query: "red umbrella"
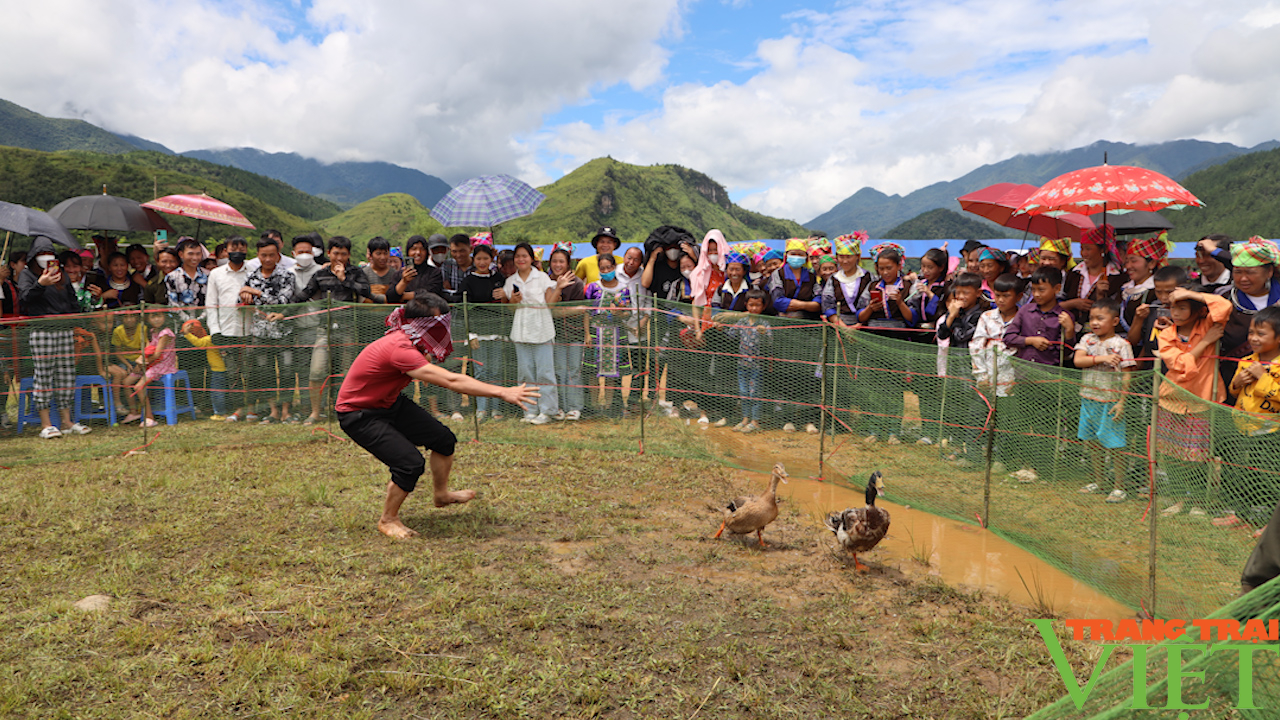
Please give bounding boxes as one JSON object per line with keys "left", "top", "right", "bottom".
{"left": 1013, "top": 164, "right": 1204, "bottom": 217}
{"left": 957, "top": 182, "right": 1093, "bottom": 240}
{"left": 141, "top": 193, "right": 254, "bottom": 242}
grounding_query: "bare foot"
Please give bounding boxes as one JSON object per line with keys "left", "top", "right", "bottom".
{"left": 377, "top": 518, "right": 420, "bottom": 539}
{"left": 434, "top": 489, "right": 476, "bottom": 507}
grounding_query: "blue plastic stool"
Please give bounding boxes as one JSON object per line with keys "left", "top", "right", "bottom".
{"left": 72, "top": 375, "right": 117, "bottom": 426}
{"left": 16, "top": 377, "right": 58, "bottom": 433}
{"left": 159, "top": 371, "right": 198, "bottom": 425}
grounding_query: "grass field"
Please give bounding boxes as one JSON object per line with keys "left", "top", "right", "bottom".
{"left": 0, "top": 420, "right": 1111, "bottom": 719}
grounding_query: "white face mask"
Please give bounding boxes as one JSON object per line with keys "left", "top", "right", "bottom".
{"left": 295, "top": 253, "right": 315, "bottom": 269}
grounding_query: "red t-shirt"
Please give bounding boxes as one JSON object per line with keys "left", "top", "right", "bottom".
{"left": 336, "top": 333, "right": 429, "bottom": 412}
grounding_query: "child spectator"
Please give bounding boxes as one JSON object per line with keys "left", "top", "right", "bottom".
{"left": 1003, "top": 265, "right": 1076, "bottom": 475}
{"left": 727, "top": 288, "right": 773, "bottom": 433}
{"left": 972, "top": 274, "right": 1023, "bottom": 396}
{"left": 934, "top": 272, "right": 986, "bottom": 454}
{"left": 182, "top": 319, "right": 229, "bottom": 420}
{"left": 109, "top": 310, "right": 146, "bottom": 420}
{"left": 460, "top": 244, "right": 509, "bottom": 422}
{"left": 124, "top": 308, "right": 178, "bottom": 427}
{"left": 585, "top": 252, "right": 638, "bottom": 417}
{"left": 1225, "top": 306, "right": 1280, "bottom": 520}
{"left": 1073, "top": 297, "right": 1137, "bottom": 502}
{"left": 1154, "top": 285, "right": 1231, "bottom": 466}
{"left": 549, "top": 244, "right": 587, "bottom": 421}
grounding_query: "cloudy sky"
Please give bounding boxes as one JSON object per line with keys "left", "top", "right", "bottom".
{"left": 4, "top": 0, "right": 1279, "bottom": 222}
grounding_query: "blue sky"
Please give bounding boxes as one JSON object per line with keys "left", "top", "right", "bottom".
{"left": 3, "top": 0, "right": 1279, "bottom": 222}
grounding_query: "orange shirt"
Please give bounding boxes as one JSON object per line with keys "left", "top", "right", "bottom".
{"left": 1156, "top": 293, "right": 1231, "bottom": 413}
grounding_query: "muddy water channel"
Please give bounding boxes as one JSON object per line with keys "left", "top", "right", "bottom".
{"left": 711, "top": 432, "right": 1133, "bottom": 619}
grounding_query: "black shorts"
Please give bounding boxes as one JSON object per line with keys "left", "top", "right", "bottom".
{"left": 338, "top": 395, "right": 457, "bottom": 493}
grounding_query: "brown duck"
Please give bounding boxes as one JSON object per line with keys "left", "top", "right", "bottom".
{"left": 824, "top": 470, "right": 890, "bottom": 571}
{"left": 713, "top": 463, "right": 788, "bottom": 547}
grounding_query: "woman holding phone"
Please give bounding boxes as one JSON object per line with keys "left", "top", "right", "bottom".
{"left": 503, "top": 243, "right": 573, "bottom": 424}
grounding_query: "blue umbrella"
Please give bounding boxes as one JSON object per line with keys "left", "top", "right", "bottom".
{"left": 429, "top": 174, "right": 545, "bottom": 229}
{"left": 0, "top": 200, "right": 80, "bottom": 250}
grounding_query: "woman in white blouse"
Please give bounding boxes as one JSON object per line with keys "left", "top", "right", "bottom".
{"left": 502, "top": 243, "right": 573, "bottom": 423}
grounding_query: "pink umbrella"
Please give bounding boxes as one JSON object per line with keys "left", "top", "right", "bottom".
{"left": 957, "top": 182, "right": 1093, "bottom": 241}
{"left": 141, "top": 193, "right": 254, "bottom": 242}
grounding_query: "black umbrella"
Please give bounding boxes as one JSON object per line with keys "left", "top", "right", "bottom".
{"left": 0, "top": 200, "right": 80, "bottom": 250}
{"left": 48, "top": 193, "right": 174, "bottom": 234}
{"left": 1086, "top": 210, "right": 1173, "bottom": 237}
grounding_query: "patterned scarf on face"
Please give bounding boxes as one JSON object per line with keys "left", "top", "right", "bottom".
{"left": 385, "top": 305, "right": 453, "bottom": 361}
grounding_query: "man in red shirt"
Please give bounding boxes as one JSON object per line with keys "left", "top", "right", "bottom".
{"left": 337, "top": 295, "right": 538, "bottom": 539}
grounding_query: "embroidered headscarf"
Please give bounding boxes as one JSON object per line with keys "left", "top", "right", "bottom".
{"left": 1232, "top": 236, "right": 1280, "bottom": 268}
{"left": 870, "top": 242, "right": 906, "bottom": 265}
{"left": 1081, "top": 224, "right": 1120, "bottom": 265}
{"left": 1039, "top": 236, "right": 1072, "bottom": 257}
{"left": 385, "top": 305, "right": 453, "bottom": 362}
{"left": 1127, "top": 233, "right": 1172, "bottom": 268}
{"left": 690, "top": 229, "right": 728, "bottom": 307}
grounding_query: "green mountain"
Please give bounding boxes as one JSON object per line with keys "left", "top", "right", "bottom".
{"left": 886, "top": 208, "right": 1015, "bottom": 240}
{"left": 810, "top": 139, "right": 1280, "bottom": 238}
{"left": 500, "top": 157, "right": 810, "bottom": 245}
{"left": 0, "top": 146, "right": 331, "bottom": 244}
{"left": 0, "top": 99, "right": 147, "bottom": 155}
{"left": 317, "top": 193, "right": 445, "bottom": 257}
{"left": 1168, "top": 146, "right": 1280, "bottom": 241}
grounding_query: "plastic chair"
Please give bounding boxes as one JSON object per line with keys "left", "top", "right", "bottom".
{"left": 15, "top": 377, "right": 49, "bottom": 433}
{"left": 158, "top": 371, "right": 198, "bottom": 425}
{"left": 72, "top": 375, "right": 117, "bottom": 426}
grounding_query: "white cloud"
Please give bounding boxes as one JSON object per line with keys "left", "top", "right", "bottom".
{"left": 539, "top": 0, "right": 1280, "bottom": 222}
{"left": 0, "top": 0, "right": 681, "bottom": 186}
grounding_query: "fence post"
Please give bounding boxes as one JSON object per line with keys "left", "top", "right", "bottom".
{"left": 1052, "top": 343, "right": 1065, "bottom": 482}
{"left": 983, "top": 345, "right": 996, "bottom": 528}
{"left": 818, "top": 321, "right": 829, "bottom": 478}
{"left": 1148, "top": 359, "right": 1162, "bottom": 618}
{"left": 325, "top": 294, "right": 333, "bottom": 437}
{"left": 464, "top": 299, "right": 480, "bottom": 443}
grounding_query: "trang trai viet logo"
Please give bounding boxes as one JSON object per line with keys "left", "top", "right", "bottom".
{"left": 1032, "top": 618, "right": 1279, "bottom": 717}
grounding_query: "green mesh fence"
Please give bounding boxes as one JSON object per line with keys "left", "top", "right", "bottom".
{"left": 2, "top": 297, "right": 1278, "bottom": 623}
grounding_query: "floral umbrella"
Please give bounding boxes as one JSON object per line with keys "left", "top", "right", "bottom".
{"left": 1014, "top": 164, "right": 1204, "bottom": 217}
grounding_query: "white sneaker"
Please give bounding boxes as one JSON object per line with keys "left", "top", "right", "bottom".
{"left": 67, "top": 422, "right": 92, "bottom": 435}
{"left": 529, "top": 413, "right": 550, "bottom": 425}
{"left": 565, "top": 410, "right": 581, "bottom": 421}
{"left": 805, "top": 423, "right": 818, "bottom": 434}
{"left": 783, "top": 422, "right": 796, "bottom": 433}
{"left": 39, "top": 425, "right": 63, "bottom": 439}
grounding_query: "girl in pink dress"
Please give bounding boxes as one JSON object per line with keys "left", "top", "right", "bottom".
{"left": 123, "top": 310, "right": 177, "bottom": 427}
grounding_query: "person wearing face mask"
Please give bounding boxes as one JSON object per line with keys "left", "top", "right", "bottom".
{"left": 769, "top": 239, "right": 821, "bottom": 321}
{"left": 392, "top": 235, "right": 445, "bottom": 302}
{"left": 206, "top": 236, "right": 251, "bottom": 421}
{"left": 574, "top": 227, "right": 624, "bottom": 285}
{"left": 19, "top": 236, "right": 92, "bottom": 439}
{"left": 288, "top": 233, "right": 328, "bottom": 425}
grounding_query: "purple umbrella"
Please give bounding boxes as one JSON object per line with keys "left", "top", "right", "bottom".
{"left": 429, "top": 174, "right": 545, "bottom": 230}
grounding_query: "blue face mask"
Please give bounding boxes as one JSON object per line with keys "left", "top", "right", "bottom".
{"left": 786, "top": 255, "right": 805, "bottom": 269}
{"left": 600, "top": 270, "right": 617, "bottom": 281}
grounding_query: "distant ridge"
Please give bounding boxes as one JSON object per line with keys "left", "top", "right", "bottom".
{"left": 809, "top": 139, "right": 1280, "bottom": 238}
{"left": 183, "top": 148, "right": 452, "bottom": 210}
{"left": 500, "top": 157, "right": 811, "bottom": 245}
